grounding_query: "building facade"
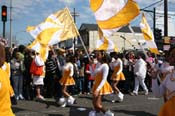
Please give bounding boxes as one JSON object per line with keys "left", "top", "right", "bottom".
{"left": 78, "top": 24, "right": 148, "bottom": 53}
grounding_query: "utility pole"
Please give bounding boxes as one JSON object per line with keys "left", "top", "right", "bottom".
{"left": 71, "top": 8, "right": 79, "bottom": 52}
{"left": 10, "top": 0, "right": 13, "bottom": 47}
{"left": 153, "top": 8, "right": 156, "bottom": 35}
{"left": 164, "top": 0, "right": 168, "bottom": 36}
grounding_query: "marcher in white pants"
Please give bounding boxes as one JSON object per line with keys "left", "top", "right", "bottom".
{"left": 131, "top": 53, "right": 148, "bottom": 95}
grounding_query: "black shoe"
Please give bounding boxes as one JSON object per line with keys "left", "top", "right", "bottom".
{"left": 11, "top": 96, "right": 17, "bottom": 105}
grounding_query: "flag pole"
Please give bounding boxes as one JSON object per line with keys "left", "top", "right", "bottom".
{"left": 120, "top": 35, "right": 136, "bottom": 50}
{"left": 128, "top": 25, "right": 148, "bottom": 58}
{"left": 77, "top": 35, "right": 90, "bottom": 60}
{"left": 65, "top": 7, "right": 90, "bottom": 59}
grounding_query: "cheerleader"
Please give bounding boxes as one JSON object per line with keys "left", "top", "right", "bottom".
{"left": 0, "top": 43, "right": 15, "bottom": 116}
{"left": 1, "top": 61, "right": 17, "bottom": 104}
{"left": 110, "top": 52, "right": 125, "bottom": 102}
{"left": 89, "top": 50, "right": 114, "bottom": 116}
{"left": 151, "top": 46, "right": 175, "bottom": 116}
{"left": 59, "top": 55, "right": 76, "bottom": 107}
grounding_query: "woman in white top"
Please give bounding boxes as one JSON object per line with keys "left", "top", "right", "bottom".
{"left": 59, "top": 55, "right": 76, "bottom": 107}
{"left": 89, "top": 50, "right": 113, "bottom": 116}
{"left": 151, "top": 46, "right": 175, "bottom": 116}
{"left": 109, "top": 52, "right": 125, "bottom": 102}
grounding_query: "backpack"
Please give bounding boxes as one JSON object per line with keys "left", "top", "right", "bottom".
{"left": 30, "top": 60, "right": 44, "bottom": 76}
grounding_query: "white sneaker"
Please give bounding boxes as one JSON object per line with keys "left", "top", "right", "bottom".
{"left": 118, "top": 92, "right": 124, "bottom": 102}
{"left": 16, "top": 96, "right": 19, "bottom": 100}
{"left": 60, "top": 102, "right": 67, "bottom": 107}
{"left": 88, "top": 110, "right": 96, "bottom": 116}
{"left": 130, "top": 92, "right": 138, "bottom": 96}
{"left": 111, "top": 100, "right": 116, "bottom": 103}
{"left": 19, "top": 94, "right": 24, "bottom": 100}
{"left": 57, "top": 97, "right": 67, "bottom": 107}
{"left": 104, "top": 110, "right": 114, "bottom": 116}
{"left": 67, "top": 96, "right": 76, "bottom": 105}
{"left": 144, "top": 90, "right": 149, "bottom": 95}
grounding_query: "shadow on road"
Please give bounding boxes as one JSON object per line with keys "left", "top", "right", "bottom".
{"left": 78, "top": 94, "right": 114, "bottom": 103}
{"left": 69, "top": 105, "right": 92, "bottom": 116}
{"left": 12, "top": 107, "right": 26, "bottom": 113}
{"left": 48, "top": 114, "right": 64, "bottom": 116}
{"left": 114, "top": 109, "right": 157, "bottom": 116}
{"left": 35, "top": 99, "right": 58, "bottom": 108}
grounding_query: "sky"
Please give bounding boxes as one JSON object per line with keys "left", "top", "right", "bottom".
{"left": 0, "top": 0, "right": 175, "bottom": 45}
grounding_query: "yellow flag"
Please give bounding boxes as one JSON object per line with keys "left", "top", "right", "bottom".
{"left": 27, "top": 7, "right": 79, "bottom": 61}
{"left": 96, "top": 28, "right": 118, "bottom": 52}
{"left": 140, "top": 13, "right": 159, "bottom": 54}
{"left": 90, "top": 0, "right": 140, "bottom": 37}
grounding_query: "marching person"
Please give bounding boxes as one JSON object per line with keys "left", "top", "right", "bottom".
{"left": 131, "top": 52, "right": 148, "bottom": 96}
{"left": 151, "top": 46, "right": 175, "bottom": 116}
{"left": 110, "top": 52, "right": 125, "bottom": 102}
{"left": 89, "top": 50, "right": 114, "bottom": 116}
{"left": 0, "top": 43, "right": 15, "bottom": 116}
{"left": 59, "top": 55, "right": 76, "bottom": 107}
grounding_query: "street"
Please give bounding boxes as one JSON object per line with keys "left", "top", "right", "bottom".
{"left": 12, "top": 93, "right": 163, "bottom": 116}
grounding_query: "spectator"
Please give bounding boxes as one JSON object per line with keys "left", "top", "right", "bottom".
{"left": 45, "top": 50, "right": 58, "bottom": 98}
{"left": 11, "top": 51, "right": 24, "bottom": 100}
{"left": 151, "top": 46, "right": 175, "bottom": 116}
{"left": 31, "top": 52, "right": 45, "bottom": 100}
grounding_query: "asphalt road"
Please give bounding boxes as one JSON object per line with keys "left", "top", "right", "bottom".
{"left": 12, "top": 93, "right": 163, "bottom": 116}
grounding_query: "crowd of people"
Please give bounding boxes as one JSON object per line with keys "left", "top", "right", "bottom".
{"left": 0, "top": 39, "right": 175, "bottom": 116}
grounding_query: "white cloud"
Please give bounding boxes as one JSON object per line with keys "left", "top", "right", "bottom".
{"left": 58, "top": 0, "right": 76, "bottom": 5}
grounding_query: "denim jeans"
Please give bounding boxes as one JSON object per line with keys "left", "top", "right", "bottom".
{"left": 87, "top": 80, "right": 94, "bottom": 93}
{"left": 77, "top": 76, "right": 84, "bottom": 92}
{"left": 11, "top": 75, "right": 23, "bottom": 97}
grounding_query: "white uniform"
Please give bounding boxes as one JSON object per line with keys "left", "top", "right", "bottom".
{"left": 152, "top": 69, "right": 175, "bottom": 116}
{"left": 133, "top": 58, "right": 148, "bottom": 94}
{"left": 152, "top": 69, "right": 175, "bottom": 100}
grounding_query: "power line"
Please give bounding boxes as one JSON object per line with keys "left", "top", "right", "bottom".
{"left": 141, "top": 0, "right": 163, "bottom": 10}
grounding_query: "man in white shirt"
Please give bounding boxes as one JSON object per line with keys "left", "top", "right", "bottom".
{"left": 131, "top": 52, "right": 148, "bottom": 95}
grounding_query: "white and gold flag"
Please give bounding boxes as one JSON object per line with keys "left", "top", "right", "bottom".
{"left": 90, "top": 0, "right": 140, "bottom": 37}
{"left": 27, "top": 7, "right": 79, "bottom": 61}
{"left": 140, "top": 13, "right": 159, "bottom": 54}
{"left": 96, "top": 28, "right": 118, "bottom": 52}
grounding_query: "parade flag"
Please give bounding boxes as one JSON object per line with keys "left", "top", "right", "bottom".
{"left": 96, "top": 28, "right": 118, "bottom": 52}
{"left": 90, "top": 0, "right": 140, "bottom": 37}
{"left": 27, "top": 7, "right": 79, "bottom": 61}
{"left": 140, "top": 13, "right": 159, "bottom": 54}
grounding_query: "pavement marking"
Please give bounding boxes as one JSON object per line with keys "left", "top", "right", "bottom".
{"left": 148, "top": 97, "right": 160, "bottom": 100}
{"left": 77, "top": 107, "right": 87, "bottom": 111}
{"left": 109, "top": 102, "right": 160, "bottom": 109}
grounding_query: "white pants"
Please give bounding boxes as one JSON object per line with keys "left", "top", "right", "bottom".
{"left": 133, "top": 76, "right": 148, "bottom": 94}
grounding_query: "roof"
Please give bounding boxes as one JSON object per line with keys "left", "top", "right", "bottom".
{"left": 79, "top": 23, "right": 98, "bottom": 31}
{"left": 118, "top": 26, "right": 141, "bottom": 33}
{"left": 79, "top": 23, "right": 141, "bottom": 33}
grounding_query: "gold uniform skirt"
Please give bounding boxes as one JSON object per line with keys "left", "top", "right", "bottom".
{"left": 92, "top": 72, "right": 113, "bottom": 95}
{"left": 59, "top": 70, "right": 75, "bottom": 86}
